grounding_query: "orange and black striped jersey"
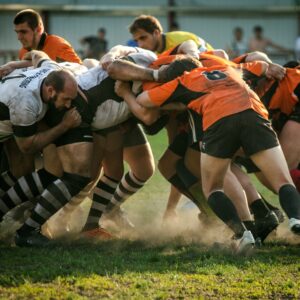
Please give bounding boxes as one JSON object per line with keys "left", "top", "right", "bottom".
{"left": 19, "top": 32, "right": 81, "bottom": 63}
{"left": 147, "top": 62, "right": 269, "bottom": 130}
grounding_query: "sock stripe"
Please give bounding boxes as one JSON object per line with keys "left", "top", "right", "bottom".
{"left": 101, "top": 176, "right": 119, "bottom": 188}
{"left": 0, "top": 199, "right": 10, "bottom": 214}
{"left": 25, "top": 173, "right": 42, "bottom": 196}
{"left": 18, "top": 177, "right": 34, "bottom": 199}
{"left": 91, "top": 201, "right": 107, "bottom": 212}
{"left": 55, "top": 180, "right": 72, "bottom": 200}
{"left": 94, "top": 187, "right": 115, "bottom": 201}
{"left": 34, "top": 203, "right": 52, "bottom": 220}
{"left": 125, "top": 173, "right": 144, "bottom": 189}
{"left": 7, "top": 188, "right": 23, "bottom": 206}
{"left": 25, "top": 217, "right": 41, "bottom": 229}
{"left": 3, "top": 171, "right": 16, "bottom": 187}
{"left": 96, "top": 181, "right": 118, "bottom": 194}
{"left": 128, "top": 171, "right": 145, "bottom": 185}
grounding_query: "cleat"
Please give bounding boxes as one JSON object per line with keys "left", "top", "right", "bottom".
{"left": 255, "top": 211, "right": 279, "bottom": 243}
{"left": 272, "top": 208, "right": 285, "bottom": 223}
{"left": 105, "top": 207, "right": 135, "bottom": 231}
{"left": 81, "top": 227, "right": 114, "bottom": 240}
{"left": 233, "top": 230, "right": 255, "bottom": 254}
{"left": 289, "top": 218, "right": 300, "bottom": 235}
{"left": 15, "top": 230, "right": 50, "bottom": 247}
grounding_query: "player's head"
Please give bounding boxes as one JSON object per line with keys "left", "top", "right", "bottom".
{"left": 44, "top": 70, "right": 78, "bottom": 110}
{"left": 129, "top": 15, "right": 163, "bottom": 51}
{"left": 159, "top": 55, "right": 202, "bottom": 82}
{"left": 14, "top": 9, "right": 44, "bottom": 50}
{"left": 283, "top": 60, "right": 300, "bottom": 68}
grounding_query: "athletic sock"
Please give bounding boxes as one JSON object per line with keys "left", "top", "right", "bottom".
{"left": 17, "top": 172, "right": 90, "bottom": 235}
{"left": 208, "top": 191, "right": 246, "bottom": 238}
{"left": 176, "top": 159, "right": 214, "bottom": 216}
{"left": 243, "top": 220, "right": 257, "bottom": 239}
{"left": 105, "top": 171, "right": 146, "bottom": 212}
{"left": 0, "top": 171, "right": 16, "bottom": 197}
{"left": 0, "top": 169, "right": 58, "bottom": 221}
{"left": 279, "top": 184, "right": 300, "bottom": 219}
{"left": 83, "top": 174, "right": 119, "bottom": 231}
{"left": 290, "top": 169, "right": 300, "bottom": 192}
{"left": 250, "top": 198, "right": 271, "bottom": 219}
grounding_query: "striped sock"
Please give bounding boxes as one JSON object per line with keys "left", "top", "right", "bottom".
{"left": 0, "top": 171, "right": 16, "bottom": 197}
{"left": 83, "top": 175, "right": 119, "bottom": 231}
{"left": 106, "top": 171, "right": 146, "bottom": 212}
{"left": 0, "top": 169, "right": 57, "bottom": 221}
{"left": 17, "top": 173, "right": 90, "bottom": 234}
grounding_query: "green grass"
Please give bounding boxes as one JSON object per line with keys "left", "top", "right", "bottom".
{"left": 1, "top": 130, "right": 300, "bottom": 299}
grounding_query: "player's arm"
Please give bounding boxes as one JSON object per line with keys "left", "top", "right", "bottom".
{"left": 176, "top": 40, "right": 199, "bottom": 58}
{"left": 239, "top": 61, "right": 285, "bottom": 81}
{"left": 114, "top": 80, "right": 159, "bottom": 125}
{"left": 107, "top": 58, "right": 157, "bottom": 82}
{"left": 0, "top": 60, "right": 32, "bottom": 78}
{"left": 100, "top": 45, "right": 140, "bottom": 70}
{"left": 14, "top": 108, "right": 81, "bottom": 154}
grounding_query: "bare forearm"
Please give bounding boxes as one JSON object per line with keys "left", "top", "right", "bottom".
{"left": 107, "top": 60, "right": 154, "bottom": 81}
{"left": 16, "top": 123, "right": 69, "bottom": 154}
{"left": 123, "top": 91, "right": 159, "bottom": 125}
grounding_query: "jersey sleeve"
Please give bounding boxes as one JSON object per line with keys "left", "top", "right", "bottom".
{"left": 147, "top": 79, "right": 180, "bottom": 107}
{"left": 238, "top": 61, "right": 267, "bottom": 80}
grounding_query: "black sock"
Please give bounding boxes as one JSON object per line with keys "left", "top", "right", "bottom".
{"left": 243, "top": 220, "right": 257, "bottom": 239}
{"left": 279, "top": 184, "right": 300, "bottom": 219}
{"left": 250, "top": 199, "right": 270, "bottom": 219}
{"left": 261, "top": 196, "right": 279, "bottom": 211}
{"left": 208, "top": 191, "right": 246, "bottom": 237}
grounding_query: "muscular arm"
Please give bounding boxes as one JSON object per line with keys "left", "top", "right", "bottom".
{"left": 14, "top": 108, "right": 81, "bottom": 154}
{"left": 107, "top": 59, "right": 155, "bottom": 82}
{"left": 115, "top": 81, "right": 159, "bottom": 125}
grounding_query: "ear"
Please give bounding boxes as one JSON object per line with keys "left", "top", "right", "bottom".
{"left": 36, "top": 23, "right": 44, "bottom": 34}
{"left": 46, "top": 85, "right": 55, "bottom": 96}
{"left": 153, "top": 29, "right": 161, "bottom": 37}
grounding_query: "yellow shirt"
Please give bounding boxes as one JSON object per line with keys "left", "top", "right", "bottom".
{"left": 158, "top": 31, "right": 213, "bottom": 54}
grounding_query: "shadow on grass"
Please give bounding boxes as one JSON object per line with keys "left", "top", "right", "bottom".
{"left": 0, "top": 238, "right": 299, "bottom": 287}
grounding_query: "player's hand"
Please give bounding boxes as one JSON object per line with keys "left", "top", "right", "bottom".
{"left": 266, "top": 63, "right": 286, "bottom": 81}
{"left": 0, "top": 63, "right": 15, "bottom": 78}
{"left": 100, "top": 53, "right": 116, "bottom": 70}
{"left": 62, "top": 107, "right": 82, "bottom": 129}
{"left": 114, "top": 80, "right": 131, "bottom": 98}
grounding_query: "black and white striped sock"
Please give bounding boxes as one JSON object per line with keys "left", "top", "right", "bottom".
{"left": 0, "top": 169, "right": 58, "bottom": 221}
{"left": 83, "top": 175, "right": 119, "bottom": 231}
{"left": 106, "top": 171, "right": 146, "bottom": 212}
{"left": 17, "top": 172, "right": 90, "bottom": 234}
{"left": 0, "top": 171, "right": 16, "bottom": 197}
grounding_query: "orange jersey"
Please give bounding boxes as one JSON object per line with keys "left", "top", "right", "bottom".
{"left": 19, "top": 33, "right": 81, "bottom": 63}
{"left": 147, "top": 63, "right": 269, "bottom": 130}
{"left": 259, "top": 68, "right": 300, "bottom": 117}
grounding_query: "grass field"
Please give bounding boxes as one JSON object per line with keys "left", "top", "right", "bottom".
{"left": 1, "top": 131, "right": 300, "bottom": 299}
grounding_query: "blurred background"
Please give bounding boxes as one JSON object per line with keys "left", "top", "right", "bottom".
{"left": 0, "top": 0, "right": 299, "bottom": 64}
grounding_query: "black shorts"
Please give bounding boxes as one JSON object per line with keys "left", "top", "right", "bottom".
{"left": 186, "top": 110, "right": 203, "bottom": 145}
{"left": 234, "top": 156, "right": 261, "bottom": 173}
{"left": 123, "top": 124, "right": 148, "bottom": 147}
{"left": 201, "top": 109, "right": 279, "bottom": 158}
{"left": 168, "top": 131, "right": 200, "bottom": 157}
{"left": 55, "top": 126, "right": 93, "bottom": 147}
{"left": 272, "top": 102, "right": 300, "bottom": 132}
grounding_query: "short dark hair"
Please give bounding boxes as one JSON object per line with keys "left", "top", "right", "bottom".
{"left": 129, "top": 15, "right": 163, "bottom": 34}
{"left": 253, "top": 25, "right": 263, "bottom": 33}
{"left": 14, "top": 9, "right": 43, "bottom": 30}
{"left": 98, "top": 27, "right": 106, "bottom": 34}
{"left": 164, "top": 55, "right": 202, "bottom": 81}
{"left": 283, "top": 60, "right": 300, "bottom": 68}
{"left": 44, "top": 70, "right": 68, "bottom": 93}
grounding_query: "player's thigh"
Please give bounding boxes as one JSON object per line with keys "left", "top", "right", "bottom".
{"left": 279, "top": 120, "right": 300, "bottom": 169}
